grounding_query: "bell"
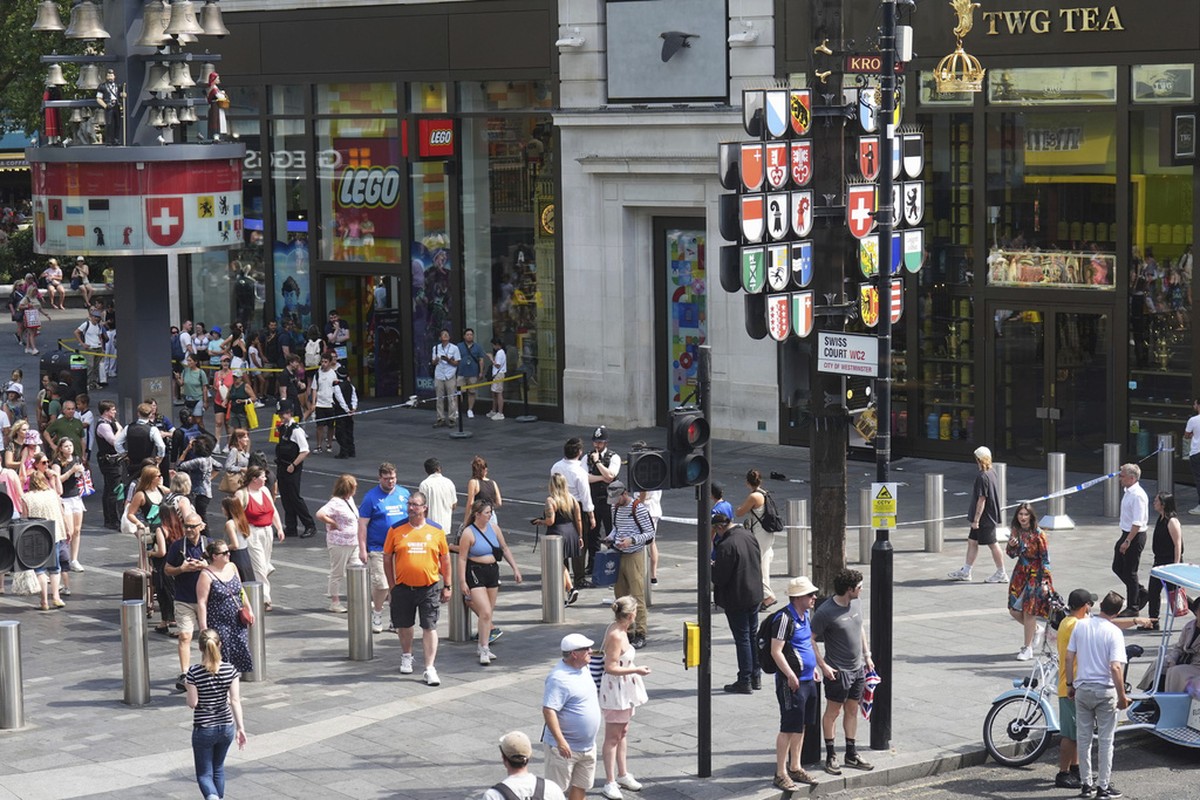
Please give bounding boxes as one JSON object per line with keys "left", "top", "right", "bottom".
{"left": 164, "top": 107, "right": 181, "bottom": 127}
{"left": 80, "top": 107, "right": 92, "bottom": 119}
{"left": 64, "top": 1, "right": 110, "bottom": 40}
{"left": 31, "top": 0, "right": 66, "bottom": 32}
{"left": 179, "top": 105, "right": 197, "bottom": 123}
{"left": 150, "top": 108, "right": 167, "bottom": 128}
{"left": 45, "top": 63, "right": 68, "bottom": 87}
{"left": 164, "top": 0, "right": 205, "bottom": 37}
{"left": 200, "top": 1, "right": 230, "bottom": 38}
{"left": 169, "top": 62, "right": 196, "bottom": 88}
{"left": 70, "top": 108, "right": 85, "bottom": 124}
{"left": 135, "top": 1, "right": 171, "bottom": 48}
{"left": 199, "top": 62, "right": 217, "bottom": 85}
{"left": 145, "top": 63, "right": 174, "bottom": 93}
{"left": 76, "top": 64, "right": 101, "bottom": 91}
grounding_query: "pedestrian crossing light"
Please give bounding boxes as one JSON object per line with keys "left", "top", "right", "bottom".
{"left": 628, "top": 447, "right": 670, "bottom": 492}
{"left": 668, "top": 408, "right": 710, "bottom": 488}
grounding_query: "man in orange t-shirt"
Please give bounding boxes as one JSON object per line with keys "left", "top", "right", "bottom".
{"left": 383, "top": 490, "right": 451, "bottom": 686}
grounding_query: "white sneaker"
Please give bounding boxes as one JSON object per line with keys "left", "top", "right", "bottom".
{"left": 467, "top": 409, "right": 474, "bottom": 418}
{"left": 616, "top": 774, "right": 643, "bottom": 791}
{"left": 492, "top": 413, "right": 504, "bottom": 420}
{"left": 1189, "top": 505, "right": 1200, "bottom": 516}
{"left": 423, "top": 666, "right": 440, "bottom": 686}
{"left": 371, "top": 610, "right": 384, "bottom": 634}
{"left": 486, "top": 410, "right": 497, "bottom": 418}
{"left": 985, "top": 569, "right": 1009, "bottom": 584}
{"left": 946, "top": 567, "right": 972, "bottom": 581}
{"left": 479, "top": 647, "right": 492, "bottom": 666}
{"left": 329, "top": 602, "right": 347, "bottom": 613}
{"left": 399, "top": 653, "right": 414, "bottom": 674}
{"left": 1016, "top": 646, "right": 1033, "bottom": 661}
{"left": 69, "top": 560, "right": 85, "bottom": 573}
{"left": 602, "top": 782, "right": 623, "bottom": 800}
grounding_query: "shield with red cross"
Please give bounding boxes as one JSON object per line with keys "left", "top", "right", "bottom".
{"left": 146, "top": 197, "right": 184, "bottom": 247}
{"left": 846, "top": 185, "right": 877, "bottom": 240}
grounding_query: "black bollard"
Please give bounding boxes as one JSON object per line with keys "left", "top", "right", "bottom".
{"left": 449, "top": 389, "right": 472, "bottom": 439}
{"left": 514, "top": 371, "right": 537, "bottom": 423}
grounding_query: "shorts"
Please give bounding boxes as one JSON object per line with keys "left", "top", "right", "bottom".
{"left": 36, "top": 541, "right": 68, "bottom": 575}
{"left": 544, "top": 743, "right": 596, "bottom": 792}
{"left": 175, "top": 601, "right": 200, "bottom": 635}
{"left": 823, "top": 666, "right": 866, "bottom": 704}
{"left": 1059, "top": 696, "right": 1077, "bottom": 741}
{"left": 367, "top": 552, "right": 389, "bottom": 591}
{"left": 491, "top": 378, "right": 505, "bottom": 394}
{"left": 776, "top": 676, "right": 818, "bottom": 734}
{"left": 457, "top": 376, "right": 478, "bottom": 393}
{"left": 61, "top": 495, "right": 86, "bottom": 515}
{"left": 316, "top": 405, "right": 337, "bottom": 424}
{"left": 213, "top": 404, "right": 227, "bottom": 417}
{"left": 465, "top": 560, "right": 500, "bottom": 590}
{"left": 390, "top": 582, "right": 441, "bottom": 630}
{"left": 603, "top": 706, "right": 635, "bottom": 723}
{"left": 969, "top": 525, "right": 998, "bottom": 546}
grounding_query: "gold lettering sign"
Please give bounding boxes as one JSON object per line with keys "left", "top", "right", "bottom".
{"left": 981, "top": 5, "right": 1125, "bottom": 36}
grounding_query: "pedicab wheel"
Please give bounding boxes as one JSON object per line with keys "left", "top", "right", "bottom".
{"left": 983, "top": 695, "right": 1054, "bottom": 767}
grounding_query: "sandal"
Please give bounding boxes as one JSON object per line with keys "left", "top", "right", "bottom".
{"left": 39, "top": 601, "right": 50, "bottom": 611}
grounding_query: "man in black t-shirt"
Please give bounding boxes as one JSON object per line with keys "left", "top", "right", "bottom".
{"left": 947, "top": 446, "right": 1008, "bottom": 583}
{"left": 165, "top": 514, "right": 209, "bottom": 690}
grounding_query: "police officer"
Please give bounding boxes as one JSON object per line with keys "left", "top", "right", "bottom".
{"left": 584, "top": 426, "right": 621, "bottom": 583}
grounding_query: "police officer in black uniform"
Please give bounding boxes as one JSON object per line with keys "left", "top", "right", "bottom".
{"left": 585, "top": 426, "right": 622, "bottom": 582}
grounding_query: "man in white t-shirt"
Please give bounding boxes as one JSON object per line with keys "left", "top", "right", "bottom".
{"left": 1065, "top": 591, "right": 1131, "bottom": 799}
{"left": 74, "top": 307, "right": 106, "bottom": 389}
{"left": 431, "top": 329, "right": 460, "bottom": 428}
{"left": 313, "top": 352, "right": 339, "bottom": 453}
{"left": 1114, "top": 464, "right": 1149, "bottom": 613}
{"left": 1182, "top": 397, "right": 1200, "bottom": 515}
{"left": 483, "top": 731, "right": 566, "bottom": 800}
{"left": 418, "top": 457, "right": 457, "bottom": 533}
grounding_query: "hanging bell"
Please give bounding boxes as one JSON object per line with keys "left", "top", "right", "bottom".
{"left": 70, "top": 108, "right": 85, "bottom": 124}
{"left": 80, "top": 107, "right": 92, "bottom": 119}
{"left": 169, "top": 62, "right": 196, "bottom": 88}
{"left": 135, "top": 1, "right": 171, "bottom": 48}
{"left": 150, "top": 108, "right": 167, "bottom": 128}
{"left": 65, "top": 1, "right": 111, "bottom": 40}
{"left": 31, "top": 0, "right": 66, "bottom": 32}
{"left": 76, "top": 64, "right": 101, "bottom": 91}
{"left": 165, "top": 0, "right": 205, "bottom": 37}
{"left": 45, "top": 63, "right": 68, "bottom": 87}
{"left": 145, "top": 64, "right": 174, "bottom": 93}
{"left": 199, "top": 62, "right": 217, "bottom": 85}
{"left": 164, "top": 107, "right": 181, "bottom": 127}
{"left": 200, "top": 1, "right": 230, "bottom": 37}
{"left": 179, "top": 105, "right": 198, "bottom": 123}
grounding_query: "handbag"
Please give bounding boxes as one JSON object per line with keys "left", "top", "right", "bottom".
{"left": 218, "top": 470, "right": 241, "bottom": 494}
{"left": 1170, "top": 585, "right": 1190, "bottom": 617}
{"left": 238, "top": 587, "right": 255, "bottom": 627}
{"left": 267, "top": 413, "right": 281, "bottom": 443}
{"left": 12, "top": 570, "right": 40, "bottom": 596}
{"left": 79, "top": 467, "right": 96, "bottom": 497}
{"left": 244, "top": 401, "right": 259, "bottom": 430}
{"left": 120, "top": 502, "right": 140, "bottom": 535}
{"left": 592, "top": 550, "right": 620, "bottom": 587}
{"left": 23, "top": 307, "right": 40, "bottom": 327}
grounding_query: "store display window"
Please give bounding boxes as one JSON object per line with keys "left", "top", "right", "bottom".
{"left": 270, "top": 117, "right": 312, "bottom": 330}
{"left": 411, "top": 162, "right": 452, "bottom": 395}
{"left": 315, "top": 118, "right": 403, "bottom": 263}
{"left": 316, "top": 82, "right": 398, "bottom": 116}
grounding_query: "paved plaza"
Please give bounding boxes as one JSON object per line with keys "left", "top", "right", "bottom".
{"left": 0, "top": 309, "right": 1185, "bottom": 799}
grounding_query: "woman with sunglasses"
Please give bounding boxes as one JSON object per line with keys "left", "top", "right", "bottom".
{"left": 196, "top": 540, "right": 253, "bottom": 674}
{"left": 22, "top": 470, "right": 68, "bottom": 610}
{"left": 211, "top": 356, "right": 235, "bottom": 454}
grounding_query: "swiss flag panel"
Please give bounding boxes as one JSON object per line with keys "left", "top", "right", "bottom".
{"left": 145, "top": 197, "right": 185, "bottom": 247}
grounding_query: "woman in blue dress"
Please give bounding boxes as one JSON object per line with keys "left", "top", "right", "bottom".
{"left": 196, "top": 539, "right": 253, "bottom": 674}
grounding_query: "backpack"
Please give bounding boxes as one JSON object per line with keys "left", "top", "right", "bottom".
{"left": 757, "top": 607, "right": 801, "bottom": 675}
{"left": 753, "top": 490, "right": 785, "bottom": 533}
{"left": 170, "top": 332, "right": 185, "bottom": 361}
{"left": 491, "top": 778, "right": 546, "bottom": 800}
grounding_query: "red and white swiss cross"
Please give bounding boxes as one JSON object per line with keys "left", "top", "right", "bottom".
{"left": 146, "top": 197, "right": 184, "bottom": 247}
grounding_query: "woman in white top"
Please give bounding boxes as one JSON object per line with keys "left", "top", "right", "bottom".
{"left": 599, "top": 595, "right": 651, "bottom": 800}
{"left": 487, "top": 337, "right": 507, "bottom": 419}
{"left": 314, "top": 473, "right": 360, "bottom": 613}
{"left": 23, "top": 470, "right": 67, "bottom": 610}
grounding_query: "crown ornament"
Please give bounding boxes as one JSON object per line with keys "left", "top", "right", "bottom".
{"left": 934, "top": 1, "right": 985, "bottom": 93}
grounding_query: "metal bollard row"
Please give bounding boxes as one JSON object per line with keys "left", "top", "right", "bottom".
{"left": 787, "top": 498, "right": 808, "bottom": 577}
{"left": 244, "top": 582, "right": 266, "bottom": 682}
{"left": 1040, "top": 452, "right": 1075, "bottom": 530}
{"left": 121, "top": 600, "right": 149, "bottom": 706}
{"left": 347, "top": 564, "right": 373, "bottom": 662}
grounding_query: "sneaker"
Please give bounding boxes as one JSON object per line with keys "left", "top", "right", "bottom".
{"left": 787, "top": 767, "right": 818, "bottom": 785}
{"left": 1189, "top": 505, "right": 1200, "bottom": 516}
{"left": 1080, "top": 785, "right": 1095, "bottom": 799}
{"left": 630, "top": 634, "right": 646, "bottom": 649}
{"left": 329, "top": 602, "right": 347, "bottom": 613}
{"left": 616, "top": 774, "right": 642, "bottom": 791}
{"left": 60, "top": 587, "right": 71, "bottom": 597}
{"left": 423, "top": 666, "right": 440, "bottom": 686}
{"left": 824, "top": 754, "right": 842, "bottom": 775}
{"left": 492, "top": 413, "right": 504, "bottom": 420}
{"left": 467, "top": 409, "right": 475, "bottom": 418}
{"left": 843, "top": 753, "right": 874, "bottom": 771}
{"left": 1096, "top": 786, "right": 1123, "bottom": 799}
{"left": 486, "top": 410, "right": 497, "bottom": 419}
{"left": 602, "top": 782, "right": 623, "bottom": 800}
{"left": 299, "top": 527, "right": 316, "bottom": 539}
{"left": 488, "top": 627, "right": 503, "bottom": 644}
{"left": 984, "top": 569, "right": 1009, "bottom": 583}
{"left": 772, "top": 774, "right": 798, "bottom": 792}
{"left": 479, "top": 647, "right": 492, "bottom": 666}
{"left": 723, "top": 681, "right": 753, "bottom": 694}
{"left": 1055, "top": 771, "right": 1082, "bottom": 790}
{"left": 566, "top": 588, "right": 580, "bottom": 606}
{"left": 399, "top": 653, "right": 414, "bottom": 674}
{"left": 947, "top": 566, "right": 972, "bottom": 581}
{"left": 751, "top": 673, "right": 762, "bottom": 690}
{"left": 175, "top": 673, "right": 187, "bottom": 692}
{"left": 69, "top": 560, "right": 85, "bottom": 572}
{"left": 1016, "top": 646, "right": 1034, "bottom": 661}
{"left": 371, "top": 610, "right": 384, "bottom": 633}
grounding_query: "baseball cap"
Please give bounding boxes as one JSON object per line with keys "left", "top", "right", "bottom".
{"left": 1067, "top": 588, "right": 1097, "bottom": 610}
{"left": 560, "top": 633, "right": 594, "bottom": 652}
{"left": 592, "top": 425, "right": 608, "bottom": 441}
{"left": 498, "top": 731, "right": 533, "bottom": 762}
{"left": 210, "top": 326, "right": 222, "bottom": 335}
{"left": 76, "top": 256, "right": 85, "bottom": 262}
{"left": 786, "top": 576, "right": 819, "bottom": 597}
{"left": 6, "top": 382, "right": 22, "bottom": 396}
{"left": 606, "top": 480, "right": 627, "bottom": 502}
{"left": 974, "top": 446, "right": 992, "bottom": 461}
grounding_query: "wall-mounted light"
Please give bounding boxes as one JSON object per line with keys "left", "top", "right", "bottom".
{"left": 555, "top": 26, "right": 585, "bottom": 49}
{"left": 727, "top": 20, "right": 758, "bottom": 45}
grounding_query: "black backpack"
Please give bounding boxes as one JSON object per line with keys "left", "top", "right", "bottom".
{"left": 757, "top": 607, "right": 801, "bottom": 675}
{"left": 754, "top": 490, "right": 785, "bottom": 533}
{"left": 491, "top": 778, "right": 545, "bottom": 800}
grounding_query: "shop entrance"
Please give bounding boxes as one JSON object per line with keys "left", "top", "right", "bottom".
{"left": 991, "top": 306, "right": 1111, "bottom": 470}
{"left": 322, "top": 274, "right": 403, "bottom": 399}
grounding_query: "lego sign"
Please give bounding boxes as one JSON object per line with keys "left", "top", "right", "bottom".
{"left": 418, "top": 119, "right": 455, "bottom": 158}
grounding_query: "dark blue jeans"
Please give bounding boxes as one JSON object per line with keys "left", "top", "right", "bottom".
{"left": 725, "top": 606, "right": 760, "bottom": 684}
{"left": 192, "top": 722, "right": 235, "bottom": 800}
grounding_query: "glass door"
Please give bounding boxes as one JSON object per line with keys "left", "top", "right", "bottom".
{"left": 323, "top": 275, "right": 399, "bottom": 399}
{"left": 993, "top": 306, "right": 1110, "bottom": 469}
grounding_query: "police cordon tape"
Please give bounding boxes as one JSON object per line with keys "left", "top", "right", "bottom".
{"left": 658, "top": 445, "right": 1169, "bottom": 529}
{"left": 55, "top": 339, "right": 289, "bottom": 372}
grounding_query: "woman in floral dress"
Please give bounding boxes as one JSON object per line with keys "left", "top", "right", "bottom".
{"left": 197, "top": 540, "right": 253, "bottom": 674}
{"left": 1006, "top": 502, "right": 1055, "bottom": 662}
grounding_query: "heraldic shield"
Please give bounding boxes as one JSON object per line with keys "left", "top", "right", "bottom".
{"left": 790, "top": 89, "right": 812, "bottom": 136}
{"left": 741, "top": 194, "right": 765, "bottom": 242}
{"left": 790, "top": 139, "right": 812, "bottom": 187}
{"left": 902, "top": 131, "right": 925, "bottom": 178}
{"left": 791, "top": 290, "right": 814, "bottom": 337}
{"left": 860, "top": 284, "right": 879, "bottom": 328}
{"left": 791, "top": 240, "right": 813, "bottom": 288}
{"left": 766, "top": 90, "right": 789, "bottom": 139}
{"left": 847, "top": 184, "right": 876, "bottom": 239}
{"left": 790, "top": 189, "right": 813, "bottom": 238}
{"left": 743, "top": 90, "right": 765, "bottom": 138}
{"left": 767, "top": 193, "right": 789, "bottom": 241}
{"left": 766, "top": 244, "right": 790, "bottom": 292}
{"left": 766, "top": 142, "right": 788, "bottom": 190}
{"left": 890, "top": 278, "right": 904, "bottom": 324}
{"left": 766, "top": 293, "right": 791, "bottom": 341}
{"left": 858, "top": 136, "right": 880, "bottom": 181}
{"left": 741, "top": 143, "right": 765, "bottom": 192}
{"left": 902, "top": 180, "right": 924, "bottom": 227}
{"left": 903, "top": 228, "right": 925, "bottom": 273}
{"left": 742, "top": 246, "right": 765, "bottom": 293}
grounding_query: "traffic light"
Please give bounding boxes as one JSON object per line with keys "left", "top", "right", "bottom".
{"left": 668, "top": 408, "right": 710, "bottom": 488}
{"left": 0, "top": 513, "right": 57, "bottom": 573}
{"left": 627, "top": 448, "right": 670, "bottom": 492}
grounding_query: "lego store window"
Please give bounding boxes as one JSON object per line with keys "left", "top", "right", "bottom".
{"left": 411, "top": 83, "right": 448, "bottom": 114}
{"left": 460, "top": 85, "right": 557, "bottom": 405}
{"left": 1126, "top": 103, "right": 1194, "bottom": 458}
{"left": 410, "top": 162, "right": 452, "bottom": 396}
{"left": 315, "top": 118, "right": 403, "bottom": 264}
{"left": 270, "top": 117, "right": 312, "bottom": 330}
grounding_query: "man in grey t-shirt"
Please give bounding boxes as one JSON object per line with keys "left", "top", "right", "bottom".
{"left": 811, "top": 569, "right": 875, "bottom": 776}
{"left": 947, "top": 445, "right": 1008, "bottom": 583}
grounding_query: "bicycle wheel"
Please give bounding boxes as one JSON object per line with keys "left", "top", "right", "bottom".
{"left": 983, "top": 694, "right": 1054, "bottom": 767}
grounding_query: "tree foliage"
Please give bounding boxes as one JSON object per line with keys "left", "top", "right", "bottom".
{"left": 0, "top": 2, "right": 87, "bottom": 135}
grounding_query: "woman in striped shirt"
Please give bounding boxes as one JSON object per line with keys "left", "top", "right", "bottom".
{"left": 185, "top": 629, "right": 247, "bottom": 800}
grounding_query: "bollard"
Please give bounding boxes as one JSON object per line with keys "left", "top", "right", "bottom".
{"left": 1103, "top": 443, "right": 1121, "bottom": 517}
{"left": 1039, "top": 452, "right": 1075, "bottom": 530}
{"left": 347, "top": 564, "right": 373, "bottom": 662}
{"left": 0, "top": 620, "right": 24, "bottom": 729}
{"left": 1157, "top": 433, "right": 1174, "bottom": 497}
{"left": 643, "top": 546, "right": 653, "bottom": 609}
{"left": 924, "top": 473, "right": 944, "bottom": 553}
{"left": 541, "top": 533, "right": 565, "bottom": 623}
{"left": 121, "top": 600, "right": 150, "bottom": 706}
{"left": 448, "top": 551, "right": 473, "bottom": 642}
{"left": 798, "top": 499, "right": 809, "bottom": 576}
{"left": 787, "top": 499, "right": 803, "bottom": 576}
{"left": 858, "top": 487, "right": 871, "bottom": 564}
{"left": 449, "top": 391, "right": 472, "bottom": 439}
{"left": 515, "top": 371, "right": 537, "bottom": 423}
{"left": 994, "top": 462, "right": 1008, "bottom": 518}
{"left": 244, "top": 582, "right": 266, "bottom": 682}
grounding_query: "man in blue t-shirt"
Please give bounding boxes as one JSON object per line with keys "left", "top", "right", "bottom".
{"left": 542, "top": 633, "right": 601, "bottom": 800}
{"left": 769, "top": 576, "right": 833, "bottom": 792}
{"left": 357, "top": 462, "right": 409, "bottom": 633}
{"left": 456, "top": 328, "right": 485, "bottom": 419}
